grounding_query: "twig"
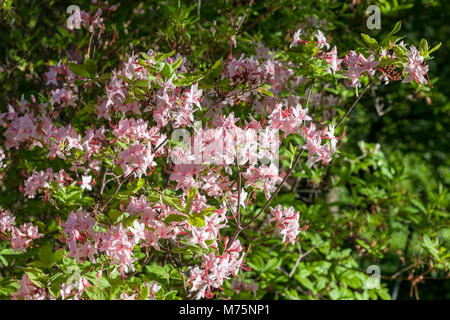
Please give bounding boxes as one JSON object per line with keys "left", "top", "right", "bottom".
{"left": 100, "top": 173, "right": 133, "bottom": 213}
{"left": 336, "top": 81, "right": 372, "bottom": 129}
{"left": 289, "top": 245, "right": 317, "bottom": 278}
{"left": 392, "top": 226, "right": 413, "bottom": 300}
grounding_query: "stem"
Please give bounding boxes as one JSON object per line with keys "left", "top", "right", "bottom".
{"left": 392, "top": 226, "right": 413, "bottom": 300}
{"left": 336, "top": 81, "right": 372, "bottom": 129}
{"left": 100, "top": 173, "right": 133, "bottom": 213}
{"left": 236, "top": 164, "right": 242, "bottom": 224}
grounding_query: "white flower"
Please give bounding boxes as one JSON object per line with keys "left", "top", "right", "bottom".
{"left": 80, "top": 175, "right": 92, "bottom": 191}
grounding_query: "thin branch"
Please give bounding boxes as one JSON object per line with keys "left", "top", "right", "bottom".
{"left": 99, "top": 173, "right": 133, "bottom": 213}
{"left": 289, "top": 244, "right": 317, "bottom": 278}
{"left": 336, "top": 81, "right": 372, "bottom": 129}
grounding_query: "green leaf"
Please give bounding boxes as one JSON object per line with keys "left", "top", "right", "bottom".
{"left": 146, "top": 263, "right": 170, "bottom": 280}
{"left": 85, "top": 286, "right": 109, "bottom": 300}
{"left": 139, "top": 52, "right": 154, "bottom": 61}
{"left": 38, "top": 244, "right": 55, "bottom": 267}
{"left": 164, "top": 214, "right": 188, "bottom": 224}
{"left": 259, "top": 87, "right": 274, "bottom": 97}
{"left": 171, "top": 56, "right": 183, "bottom": 70}
{"left": 411, "top": 198, "right": 427, "bottom": 213}
{"left": 83, "top": 58, "right": 98, "bottom": 76}
{"left": 155, "top": 50, "right": 176, "bottom": 62}
{"left": 67, "top": 63, "right": 90, "bottom": 78}
{"left": 127, "top": 178, "right": 145, "bottom": 193}
{"left": 178, "top": 75, "right": 204, "bottom": 87}
{"left": 428, "top": 42, "right": 442, "bottom": 55}
{"left": 361, "top": 34, "right": 378, "bottom": 50}
{"left": 160, "top": 194, "right": 185, "bottom": 212}
{"left": 389, "top": 21, "right": 402, "bottom": 36}
{"left": 161, "top": 62, "right": 174, "bottom": 78}
{"left": 185, "top": 186, "right": 198, "bottom": 214}
{"left": 377, "top": 288, "right": 391, "bottom": 300}
{"left": 140, "top": 286, "right": 150, "bottom": 300}
{"left": 0, "top": 279, "right": 20, "bottom": 297}
{"left": 24, "top": 267, "right": 47, "bottom": 288}
{"left": 0, "top": 255, "right": 8, "bottom": 267}
{"left": 188, "top": 214, "right": 205, "bottom": 227}
{"left": 419, "top": 39, "right": 429, "bottom": 57}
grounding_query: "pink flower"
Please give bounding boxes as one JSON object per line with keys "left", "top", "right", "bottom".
{"left": 269, "top": 103, "right": 312, "bottom": 135}
{"left": 269, "top": 205, "right": 301, "bottom": 245}
{"left": 4, "top": 113, "right": 37, "bottom": 149}
{"left": 44, "top": 67, "right": 59, "bottom": 86}
{"left": 343, "top": 51, "right": 379, "bottom": 88}
{"left": 322, "top": 46, "right": 342, "bottom": 74}
{"left": 290, "top": 29, "right": 305, "bottom": 48}
{"left": 98, "top": 223, "right": 137, "bottom": 276}
{"left": 11, "top": 227, "right": 33, "bottom": 252}
{"left": 402, "top": 45, "right": 429, "bottom": 84}
{"left": 12, "top": 274, "right": 51, "bottom": 300}
{"left": 0, "top": 210, "right": 15, "bottom": 233}
{"left": 188, "top": 239, "right": 244, "bottom": 299}
{"left": 120, "top": 292, "right": 137, "bottom": 300}
{"left": 117, "top": 142, "right": 157, "bottom": 178}
{"left": 129, "top": 220, "right": 146, "bottom": 245}
{"left": 0, "top": 146, "right": 5, "bottom": 168}
{"left": 80, "top": 175, "right": 93, "bottom": 191}
{"left": 20, "top": 222, "right": 43, "bottom": 239}
{"left": 315, "top": 30, "right": 330, "bottom": 50}
{"left": 143, "top": 281, "right": 162, "bottom": 300}
{"left": 184, "top": 83, "right": 203, "bottom": 110}
{"left": 23, "top": 168, "right": 54, "bottom": 198}
{"left": 61, "top": 276, "right": 91, "bottom": 300}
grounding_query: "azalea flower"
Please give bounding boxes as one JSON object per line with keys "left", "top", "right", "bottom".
{"left": 80, "top": 175, "right": 93, "bottom": 191}
{"left": 402, "top": 45, "right": 429, "bottom": 84}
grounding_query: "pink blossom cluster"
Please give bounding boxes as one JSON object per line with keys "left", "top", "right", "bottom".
{"left": 44, "top": 60, "right": 77, "bottom": 87}
{"left": 321, "top": 46, "right": 343, "bottom": 74}
{"left": 118, "top": 142, "right": 157, "bottom": 178}
{"left": 224, "top": 54, "right": 264, "bottom": 85}
{"left": 186, "top": 207, "right": 228, "bottom": 249}
{"left": 343, "top": 51, "right": 379, "bottom": 88}
{"left": 126, "top": 197, "right": 178, "bottom": 249}
{"left": 11, "top": 274, "right": 53, "bottom": 300}
{"left": 0, "top": 210, "right": 42, "bottom": 252}
{"left": 189, "top": 239, "right": 245, "bottom": 299}
{"left": 268, "top": 103, "right": 312, "bottom": 135}
{"left": 302, "top": 123, "right": 340, "bottom": 165}
{"left": 62, "top": 209, "right": 145, "bottom": 276}
{"left": 269, "top": 205, "right": 301, "bottom": 245}
{"left": 62, "top": 208, "right": 97, "bottom": 262}
{"left": 97, "top": 223, "right": 139, "bottom": 275}
{"left": 60, "top": 276, "right": 92, "bottom": 300}
{"left": 0, "top": 210, "right": 15, "bottom": 233}
{"left": 222, "top": 50, "right": 295, "bottom": 107}
{"left": 62, "top": 211, "right": 138, "bottom": 276}
{"left": 23, "top": 168, "right": 69, "bottom": 198}
{"left": 402, "top": 45, "right": 429, "bottom": 85}
{"left": 2, "top": 112, "right": 38, "bottom": 150}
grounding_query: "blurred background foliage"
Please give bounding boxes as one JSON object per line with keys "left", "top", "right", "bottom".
{"left": 0, "top": 0, "right": 449, "bottom": 299}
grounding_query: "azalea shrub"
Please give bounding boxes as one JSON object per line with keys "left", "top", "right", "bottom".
{"left": 0, "top": 0, "right": 448, "bottom": 300}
